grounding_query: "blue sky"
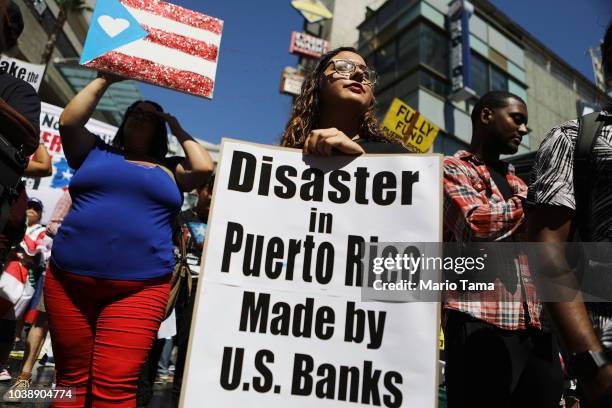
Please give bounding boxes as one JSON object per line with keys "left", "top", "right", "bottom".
{"left": 136, "top": 0, "right": 612, "bottom": 146}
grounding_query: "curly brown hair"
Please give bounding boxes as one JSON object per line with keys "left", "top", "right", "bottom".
{"left": 280, "top": 47, "right": 390, "bottom": 148}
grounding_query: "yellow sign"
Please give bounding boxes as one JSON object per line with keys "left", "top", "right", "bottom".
{"left": 382, "top": 98, "right": 440, "bottom": 153}
{"left": 439, "top": 326, "right": 445, "bottom": 350}
{"left": 291, "top": 0, "right": 333, "bottom": 23}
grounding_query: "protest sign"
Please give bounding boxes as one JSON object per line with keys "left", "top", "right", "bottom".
{"left": 181, "top": 140, "right": 443, "bottom": 407}
{"left": 382, "top": 98, "right": 440, "bottom": 154}
{"left": 24, "top": 103, "right": 117, "bottom": 224}
{"left": 0, "top": 55, "right": 45, "bottom": 91}
{"left": 80, "top": 0, "right": 223, "bottom": 99}
{"left": 280, "top": 67, "right": 305, "bottom": 96}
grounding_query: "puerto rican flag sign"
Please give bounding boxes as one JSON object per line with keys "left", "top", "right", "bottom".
{"left": 80, "top": 0, "right": 223, "bottom": 99}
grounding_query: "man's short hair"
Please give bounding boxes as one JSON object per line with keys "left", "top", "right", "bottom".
{"left": 471, "top": 90, "right": 526, "bottom": 125}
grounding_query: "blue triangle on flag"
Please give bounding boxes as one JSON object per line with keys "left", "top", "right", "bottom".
{"left": 80, "top": 0, "right": 148, "bottom": 64}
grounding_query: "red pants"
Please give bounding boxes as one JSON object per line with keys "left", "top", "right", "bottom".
{"left": 44, "top": 262, "right": 170, "bottom": 407}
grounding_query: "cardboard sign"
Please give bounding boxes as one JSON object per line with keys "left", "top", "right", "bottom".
{"left": 382, "top": 98, "right": 440, "bottom": 153}
{"left": 289, "top": 32, "right": 329, "bottom": 58}
{"left": 24, "top": 103, "right": 118, "bottom": 224}
{"left": 0, "top": 55, "right": 45, "bottom": 91}
{"left": 80, "top": 0, "right": 223, "bottom": 99}
{"left": 181, "top": 140, "right": 442, "bottom": 408}
{"left": 280, "top": 67, "right": 305, "bottom": 96}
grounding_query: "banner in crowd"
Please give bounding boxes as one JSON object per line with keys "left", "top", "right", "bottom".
{"left": 24, "top": 103, "right": 118, "bottom": 224}
{"left": 80, "top": 0, "right": 223, "bottom": 99}
{"left": 382, "top": 98, "right": 440, "bottom": 153}
{"left": 181, "top": 140, "right": 443, "bottom": 407}
{"left": 0, "top": 54, "right": 45, "bottom": 91}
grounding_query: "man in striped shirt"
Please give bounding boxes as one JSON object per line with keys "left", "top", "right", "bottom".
{"left": 527, "top": 22, "right": 612, "bottom": 407}
{"left": 443, "top": 91, "right": 563, "bottom": 407}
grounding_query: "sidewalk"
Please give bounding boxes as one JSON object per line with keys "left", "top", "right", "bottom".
{"left": 0, "top": 356, "right": 173, "bottom": 407}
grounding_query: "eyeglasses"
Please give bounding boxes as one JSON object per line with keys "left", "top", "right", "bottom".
{"left": 327, "top": 59, "right": 377, "bottom": 86}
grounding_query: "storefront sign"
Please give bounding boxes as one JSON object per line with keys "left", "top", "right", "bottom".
{"left": 289, "top": 32, "right": 329, "bottom": 58}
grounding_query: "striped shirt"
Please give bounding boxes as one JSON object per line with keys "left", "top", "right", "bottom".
{"left": 443, "top": 150, "right": 542, "bottom": 330}
{"left": 526, "top": 109, "right": 612, "bottom": 242}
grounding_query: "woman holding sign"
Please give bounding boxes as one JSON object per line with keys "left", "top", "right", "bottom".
{"left": 280, "top": 47, "right": 406, "bottom": 154}
{"left": 44, "top": 74, "right": 213, "bottom": 407}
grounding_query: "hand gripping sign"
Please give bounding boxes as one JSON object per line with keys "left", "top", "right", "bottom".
{"left": 80, "top": 0, "right": 223, "bottom": 99}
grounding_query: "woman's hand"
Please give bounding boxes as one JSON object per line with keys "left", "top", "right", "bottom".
{"left": 155, "top": 112, "right": 182, "bottom": 136}
{"left": 303, "top": 128, "right": 365, "bottom": 156}
{"left": 96, "top": 71, "right": 124, "bottom": 85}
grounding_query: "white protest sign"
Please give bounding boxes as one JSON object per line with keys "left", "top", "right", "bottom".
{"left": 24, "top": 103, "right": 118, "bottom": 224}
{"left": 181, "top": 140, "right": 443, "bottom": 407}
{"left": 0, "top": 55, "right": 46, "bottom": 91}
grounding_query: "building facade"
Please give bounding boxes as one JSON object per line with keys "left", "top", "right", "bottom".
{"left": 352, "top": 0, "right": 610, "bottom": 155}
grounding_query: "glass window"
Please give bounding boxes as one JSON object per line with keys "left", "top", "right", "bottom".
{"left": 419, "top": 24, "right": 447, "bottom": 76}
{"left": 397, "top": 26, "right": 419, "bottom": 73}
{"left": 471, "top": 54, "right": 488, "bottom": 96}
{"left": 395, "top": 71, "right": 419, "bottom": 100}
{"left": 41, "top": 9, "right": 55, "bottom": 35}
{"left": 376, "top": 41, "right": 396, "bottom": 88}
{"left": 490, "top": 66, "right": 508, "bottom": 92}
{"left": 376, "top": 0, "right": 402, "bottom": 32}
{"left": 420, "top": 2, "right": 445, "bottom": 29}
{"left": 419, "top": 71, "right": 448, "bottom": 97}
{"left": 508, "top": 80, "right": 528, "bottom": 103}
{"left": 359, "top": 18, "right": 377, "bottom": 46}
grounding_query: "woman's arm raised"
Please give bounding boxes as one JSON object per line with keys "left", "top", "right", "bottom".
{"left": 59, "top": 74, "right": 121, "bottom": 169}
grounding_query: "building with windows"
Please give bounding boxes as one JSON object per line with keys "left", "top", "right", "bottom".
{"left": 355, "top": 0, "right": 611, "bottom": 155}
{"left": 303, "top": 0, "right": 386, "bottom": 49}
{"left": 14, "top": 0, "right": 142, "bottom": 125}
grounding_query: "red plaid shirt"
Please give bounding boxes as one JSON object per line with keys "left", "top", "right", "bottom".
{"left": 443, "top": 150, "right": 542, "bottom": 330}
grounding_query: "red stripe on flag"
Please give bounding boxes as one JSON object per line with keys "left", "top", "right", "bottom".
{"left": 120, "top": 0, "right": 223, "bottom": 35}
{"left": 87, "top": 52, "right": 214, "bottom": 98}
{"left": 142, "top": 25, "right": 218, "bottom": 62}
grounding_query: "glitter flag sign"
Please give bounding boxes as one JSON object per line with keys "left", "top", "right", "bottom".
{"left": 80, "top": 0, "right": 223, "bottom": 99}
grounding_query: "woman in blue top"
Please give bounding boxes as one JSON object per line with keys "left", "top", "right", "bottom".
{"left": 44, "top": 73, "right": 213, "bottom": 407}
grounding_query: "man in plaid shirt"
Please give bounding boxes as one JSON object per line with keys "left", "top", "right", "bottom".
{"left": 443, "top": 91, "right": 563, "bottom": 407}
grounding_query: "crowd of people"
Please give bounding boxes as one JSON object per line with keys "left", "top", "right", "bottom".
{"left": 0, "top": 0, "right": 611, "bottom": 406}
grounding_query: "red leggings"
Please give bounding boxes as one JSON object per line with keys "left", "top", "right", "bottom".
{"left": 44, "top": 262, "right": 170, "bottom": 408}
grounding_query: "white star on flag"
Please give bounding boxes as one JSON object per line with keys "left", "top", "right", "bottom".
{"left": 62, "top": 170, "right": 73, "bottom": 180}
{"left": 195, "top": 224, "right": 206, "bottom": 237}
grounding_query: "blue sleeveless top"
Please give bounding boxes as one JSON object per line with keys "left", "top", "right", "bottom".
{"left": 51, "top": 138, "right": 183, "bottom": 280}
